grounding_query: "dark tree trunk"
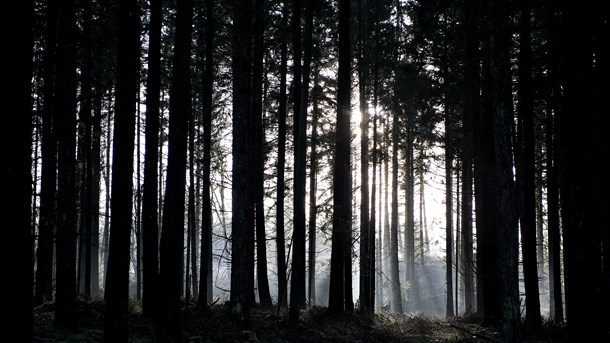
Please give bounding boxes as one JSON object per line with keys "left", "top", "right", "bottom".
{"left": 475, "top": 9, "right": 501, "bottom": 324}
{"left": 517, "top": 0, "right": 541, "bottom": 329}
{"left": 275, "top": 1, "right": 289, "bottom": 309}
{"left": 156, "top": 0, "right": 192, "bottom": 340}
{"left": 308, "top": 70, "right": 321, "bottom": 305}
{"left": 289, "top": 0, "right": 307, "bottom": 322}
{"left": 389, "top": 99, "right": 402, "bottom": 313}
{"left": 328, "top": 0, "right": 352, "bottom": 314}
{"left": 197, "top": 0, "right": 214, "bottom": 308}
{"left": 560, "top": 1, "right": 606, "bottom": 340}
{"left": 488, "top": 0, "right": 520, "bottom": 340}
{"left": 252, "top": 0, "right": 272, "bottom": 307}
{"left": 91, "top": 87, "right": 102, "bottom": 298}
{"left": 357, "top": 0, "right": 372, "bottom": 314}
{"left": 54, "top": 0, "right": 79, "bottom": 328}
{"left": 231, "top": 0, "right": 252, "bottom": 329}
{"left": 104, "top": 0, "right": 139, "bottom": 342}
{"left": 445, "top": 137, "right": 454, "bottom": 318}
{"left": 142, "top": 0, "right": 162, "bottom": 318}
{"left": 35, "top": 0, "right": 58, "bottom": 306}
{"left": 103, "top": 0, "right": 139, "bottom": 340}
{"left": 79, "top": 0, "right": 94, "bottom": 300}
{"left": 3, "top": 1, "right": 34, "bottom": 339}
{"left": 461, "top": 0, "right": 478, "bottom": 314}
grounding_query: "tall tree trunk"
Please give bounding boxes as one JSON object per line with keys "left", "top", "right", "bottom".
{"left": 389, "top": 99, "right": 402, "bottom": 313}
{"left": 560, "top": 1, "right": 605, "bottom": 340}
{"left": 328, "top": 0, "right": 352, "bottom": 314}
{"left": 488, "top": 0, "right": 520, "bottom": 340}
{"left": 197, "top": 0, "right": 214, "bottom": 308}
{"left": 54, "top": 0, "right": 78, "bottom": 328}
{"left": 252, "top": 0, "right": 272, "bottom": 307}
{"left": 231, "top": 0, "right": 252, "bottom": 329}
{"left": 289, "top": 0, "right": 307, "bottom": 322}
{"left": 445, "top": 137, "right": 454, "bottom": 318}
{"left": 156, "top": 0, "right": 192, "bottom": 340}
{"left": 91, "top": 87, "right": 102, "bottom": 298}
{"left": 142, "top": 0, "right": 162, "bottom": 317}
{"left": 104, "top": 0, "right": 139, "bottom": 342}
{"left": 35, "top": 0, "right": 58, "bottom": 306}
{"left": 544, "top": 0, "right": 564, "bottom": 324}
{"left": 461, "top": 0, "right": 478, "bottom": 314}
{"left": 475, "top": 10, "right": 501, "bottom": 324}
{"left": 275, "top": 1, "right": 289, "bottom": 310}
{"left": 357, "top": 0, "right": 371, "bottom": 314}
{"left": 3, "top": 0, "right": 34, "bottom": 339}
{"left": 308, "top": 70, "right": 321, "bottom": 305}
{"left": 517, "top": 0, "right": 541, "bottom": 329}
{"left": 103, "top": 0, "right": 138, "bottom": 340}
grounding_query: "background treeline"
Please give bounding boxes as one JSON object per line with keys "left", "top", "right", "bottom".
{"left": 4, "top": 0, "right": 608, "bottom": 342}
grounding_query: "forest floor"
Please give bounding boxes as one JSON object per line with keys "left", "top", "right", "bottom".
{"left": 34, "top": 300, "right": 567, "bottom": 342}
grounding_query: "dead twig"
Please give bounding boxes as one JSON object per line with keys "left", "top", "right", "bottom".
{"left": 449, "top": 323, "right": 502, "bottom": 343}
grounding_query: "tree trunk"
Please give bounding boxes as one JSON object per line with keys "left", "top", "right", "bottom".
{"left": 35, "top": 0, "right": 58, "bottom": 306}
{"left": 103, "top": 0, "right": 138, "bottom": 340}
{"left": 197, "top": 0, "right": 214, "bottom": 308}
{"left": 54, "top": 0, "right": 79, "bottom": 328}
{"left": 289, "top": 0, "right": 307, "bottom": 322}
{"left": 357, "top": 0, "right": 371, "bottom": 313}
{"left": 156, "top": 0, "right": 192, "bottom": 340}
{"left": 389, "top": 99, "right": 402, "bottom": 313}
{"left": 252, "top": 0, "right": 272, "bottom": 307}
{"left": 488, "top": 0, "right": 520, "bottom": 339}
{"left": 3, "top": 0, "right": 34, "bottom": 339}
{"left": 275, "top": 1, "right": 289, "bottom": 310}
{"left": 517, "top": 0, "right": 541, "bottom": 329}
{"left": 308, "top": 70, "right": 321, "bottom": 305}
{"left": 328, "top": 0, "right": 352, "bottom": 314}
{"left": 231, "top": 0, "right": 252, "bottom": 329}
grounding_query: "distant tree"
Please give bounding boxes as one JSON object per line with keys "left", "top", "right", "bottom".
{"left": 328, "top": 0, "right": 353, "bottom": 314}
{"left": 157, "top": 0, "right": 193, "bottom": 340}
{"left": 54, "top": 0, "right": 79, "bottom": 328}
{"left": 103, "top": 0, "right": 138, "bottom": 340}
{"left": 3, "top": 0, "right": 34, "bottom": 339}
